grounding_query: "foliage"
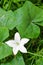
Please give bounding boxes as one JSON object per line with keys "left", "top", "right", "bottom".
{"left": 0, "top": 0, "right": 43, "bottom": 65}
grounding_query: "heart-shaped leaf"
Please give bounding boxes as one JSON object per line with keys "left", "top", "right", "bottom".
{"left": 15, "top": 1, "right": 42, "bottom": 38}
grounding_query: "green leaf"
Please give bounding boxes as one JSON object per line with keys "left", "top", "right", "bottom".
{"left": 0, "top": 10, "right": 16, "bottom": 30}
{"left": 0, "top": 8, "right": 26, "bottom": 30}
{"left": 0, "top": 8, "right": 21, "bottom": 30}
{"left": 0, "top": 27, "right": 9, "bottom": 42}
{"left": 0, "top": 43, "right": 12, "bottom": 60}
{"left": 1, "top": 53, "right": 25, "bottom": 65}
{"left": 15, "top": 1, "right": 41, "bottom": 38}
{"left": 36, "top": 58, "right": 43, "bottom": 65}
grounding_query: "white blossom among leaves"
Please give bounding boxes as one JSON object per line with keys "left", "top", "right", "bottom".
{"left": 5, "top": 32, "right": 29, "bottom": 55}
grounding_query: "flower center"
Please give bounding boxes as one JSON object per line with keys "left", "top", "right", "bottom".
{"left": 16, "top": 42, "right": 19, "bottom": 45}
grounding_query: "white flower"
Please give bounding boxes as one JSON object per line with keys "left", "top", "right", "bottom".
{"left": 5, "top": 32, "right": 29, "bottom": 55}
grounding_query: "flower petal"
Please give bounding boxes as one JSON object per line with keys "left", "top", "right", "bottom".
{"left": 13, "top": 47, "right": 19, "bottom": 55}
{"left": 14, "top": 32, "right": 21, "bottom": 42}
{"left": 19, "top": 46, "right": 27, "bottom": 53}
{"left": 5, "top": 40, "right": 15, "bottom": 47}
{"left": 20, "top": 38, "right": 29, "bottom": 45}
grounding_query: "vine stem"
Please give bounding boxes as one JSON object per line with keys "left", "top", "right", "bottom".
{"left": 27, "top": 52, "right": 43, "bottom": 58}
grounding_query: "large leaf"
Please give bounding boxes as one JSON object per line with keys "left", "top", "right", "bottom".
{"left": 1, "top": 53, "right": 25, "bottom": 65}
{"left": 15, "top": 1, "right": 42, "bottom": 38}
{"left": 0, "top": 43, "right": 12, "bottom": 60}
{"left": 0, "top": 27, "right": 9, "bottom": 42}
